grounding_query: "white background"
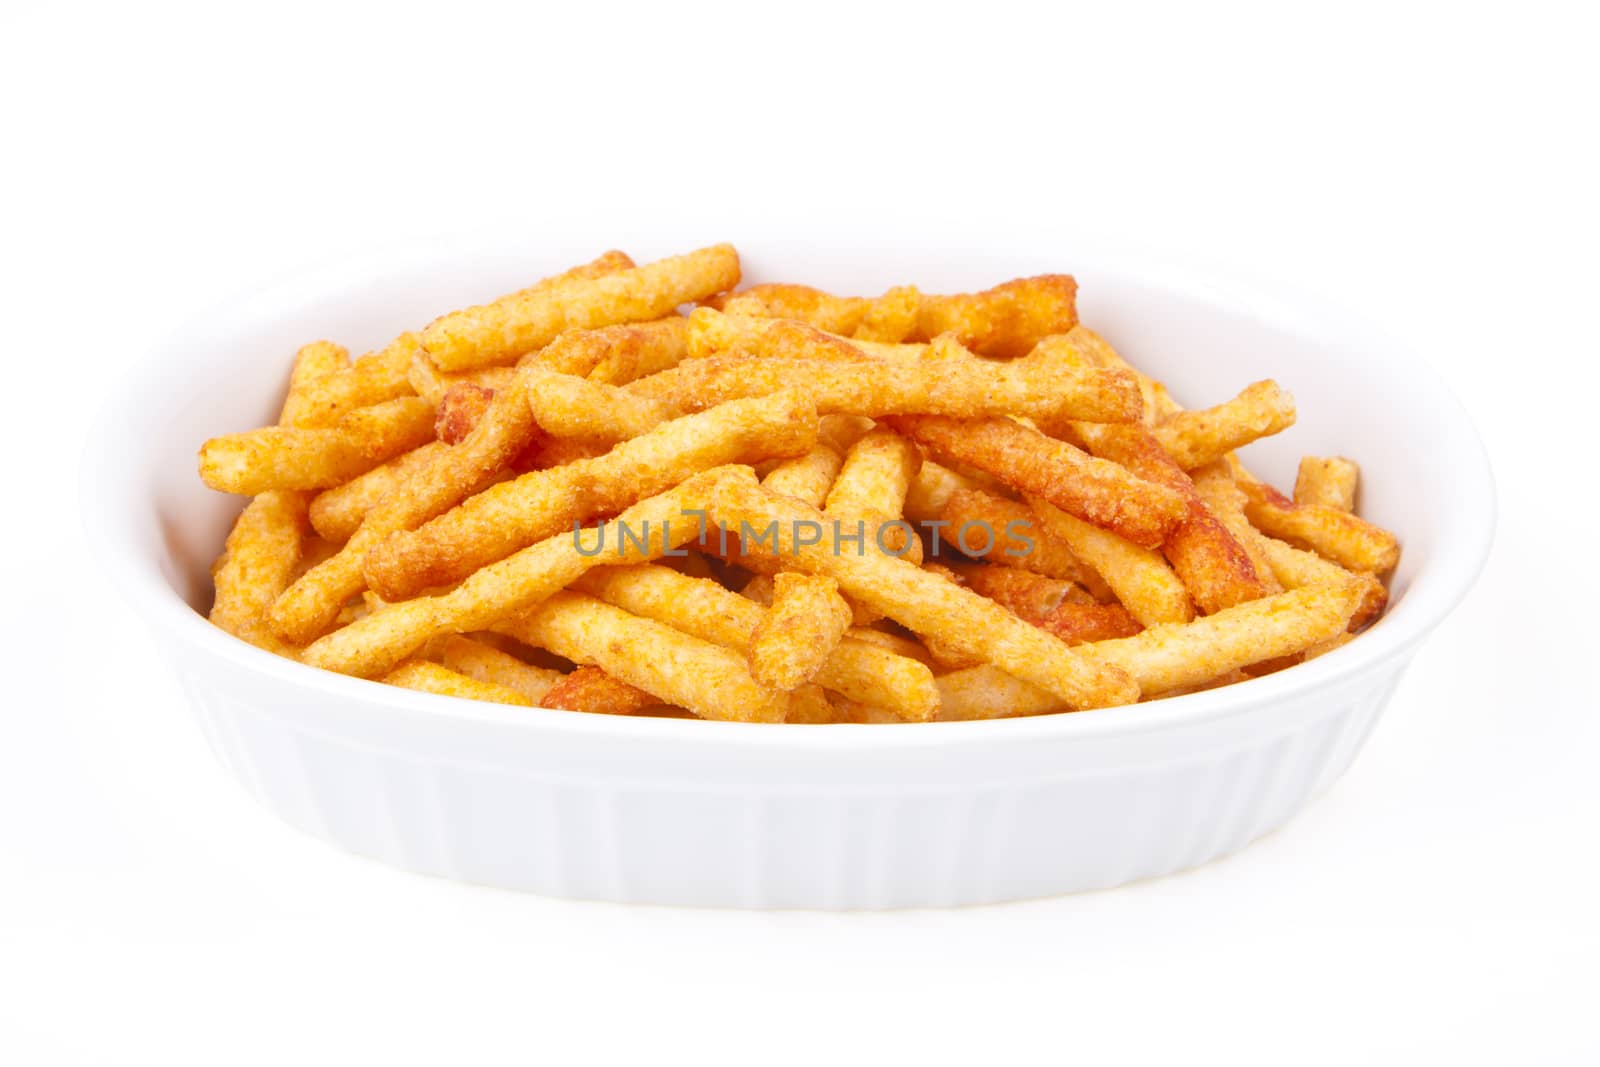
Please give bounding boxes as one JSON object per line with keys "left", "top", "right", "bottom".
{"left": 3, "top": 1, "right": 1596, "bottom": 1063}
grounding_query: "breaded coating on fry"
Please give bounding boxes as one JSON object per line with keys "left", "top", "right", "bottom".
{"left": 749, "top": 573, "right": 853, "bottom": 690}
{"left": 1151, "top": 380, "right": 1296, "bottom": 470}
{"left": 199, "top": 396, "right": 437, "bottom": 495}
{"left": 540, "top": 666, "right": 659, "bottom": 716}
{"left": 1294, "top": 455, "right": 1359, "bottom": 511}
{"left": 382, "top": 660, "right": 534, "bottom": 707}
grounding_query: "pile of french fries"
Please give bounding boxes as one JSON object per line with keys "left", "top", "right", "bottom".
{"left": 199, "top": 244, "right": 1400, "bottom": 722}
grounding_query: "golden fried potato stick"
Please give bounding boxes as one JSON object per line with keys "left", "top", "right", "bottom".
{"left": 1150, "top": 380, "right": 1297, "bottom": 470}
{"left": 540, "top": 666, "right": 659, "bottom": 716}
{"left": 1294, "top": 455, "right": 1359, "bottom": 511}
{"left": 628, "top": 349, "right": 1143, "bottom": 426}
{"left": 1253, "top": 534, "right": 1388, "bottom": 629}
{"left": 1233, "top": 463, "right": 1400, "bottom": 573}
{"left": 748, "top": 573, "right": 852, "bottom": 690}
{"left": 297, "top": 252, "right": 638, "bottom": 423}
{"left": 935, "top": 665, "right": 1070, "bottom": 721}
{"left": 528, "top": 316, "right": 691, "bottom": 385}
{"left": 522, "top": 365, "right": 674, "bottom": 441}
{"left": 431, "top": 634, "right": 563, "bottom": 704}
{"left": 903, "top": 460, "right": 982, "bottom": 524}
{"left": 938, "top": 487, "right": 1108, "bottom": 595}
{"left": 365, "top": 391, "right": 818, "bottom": 600}
{"left": 1027, "top": 496, "right": 1196, "bottom": 626}
{"left": 890, "top": 415, "right": 1186, "bottom": 548}
{"left": 199, "top": 396, "right": 437, "bottom": 495}
{"left": 422, "top": 244, "right": 740, "bottom": 371}
{"left": 209, "top": 338, "right": 356, "bottom": 644}
{"left": 689, "top": 479, "right": 1139, "bottom": 709}
{"left": 303, "top": 466, "right": 754, "bottom": 678}
{"left": 1188, "top": 461, "right": 1284, "bottom": 595}
{"left": 307, "top": 441, "right": 450, "bottom": 543}
{"left": 854, "top": 285, "right": 921, "bottom": 342}
{"left": 761, "top": 443, "right": 843, "bottom": 507}
{"left": 909, "top": 274, "right": 1078, "bottom": 357}
{"left": 269, "top": 367, "right": 548, "bottom": 644}
{"left": 952, "top": 564, "right": 1142, "bottom": 645}
{"left": 1084, "top": 583, "right": 1364, "bottom": 695}
{"left": 277, "top": 341, "right": 351, "bottom": 426}
{"left": 495, "top": 591, "right": 789, "bottom": 723}
{"left": 685, "top": 307, "right": 893, "bottom": 364}
{"left": 382, "top": 660, "right": 534, "bottom": 706}
{"left": 824, "top": 427, "right": 923, "bottom": 563}
{"left": 572, "top": 564, "right": 939, "bottom": 721}
{"left": 209, "top": 491, "right": 310, "bottom": 654}
{"left": 408, "top": 355, "right": 517, "bottom": 407}
{"left": 721, "top": 283, "right": 878, "bottom": 334}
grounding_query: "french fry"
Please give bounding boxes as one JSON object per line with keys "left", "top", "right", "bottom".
{"left": 409, "top": 358, "right": 517, "bottom": 409}
{"left": 1188, "top": 462, "right": 1285, "bottom": 595}
{"left": 951, "top": 564, "right": 1142, "bottom": 645}
{"left": 824, "top": 427, "right": 923, "bottom": 563}
{"left": 721, "top": 283, "right": 877, "bottom": 334}
{"left": 1027, "top": 496, "right": 1195, "bottom": 626}
{"left": 687, "top": 479, "right": 1139, "bottom": 709}
{"left": 208, "top": 491, "right": 309, "bottom": 654}
{"left": 853, "top": 285, "right": 921, "bottom": 342}
{"left": 1234, "top": 464, "right": 1400, "bottom": 573}
{"left": 522, "top": 365, "right": 675, "bottom": 441}
{"left": 904, "top": 460, "right": 981, "bottom": 524}
{"left": 1295, "top": 455, "right": 1359, "bottom": 511}
{"left": 1253, "top": 534, "right": 1388, "bottom": 629}
{"left": 496, "top": 249, "right": 635, "bottom": 303}
{"left": 749, "top": 573, "right": 853, "bottom": 689}
{"left": 277, "top": 341, "right": 351, "bottom": 427}
{"left": 572, "top": 563, "right": 940, "bottom": 721}
{"left": 268, "top": 366, "right": 548, "bottom": 644}
{"left": 685, "top": 308, "right": 876, "bottom": 365}
{"left": 1151, "top": 380, "right": 1296, "bottom": 470}
{"left": 1083, "top": 583, "right": 1364, "bottom": 694}
{"left": 432, "top": 634, "right": 564, "bottom": 704}
{"left": 302, "top": 466, "right": 753, "bottom": 678}
{"left": 529, "top": 316, "right": 691, "bottom": 384}
{"left": 937, "top": 487, "right": 1110, "bottom": 595}
{"left": 421, "top": 244, "right": 740, "bottom": 371}
{"left": 935, "top": 665, "right": 1069, "bottom": 721}
{"left": 761, "top": 443, "right": 843, "bottom": 507}
{"left": 199, "top": 396, "right": 437, "bottom": 495}
{"left": 365, "top": 391, "right": 818, "bottom": 600}
{"left": 307, "top": 442, "right": 450, "bottom": 543}
{"left": 628, "top": 349, "right": 1143, "bottom": 425}
{"left": 540, "top": 666, "right": 658, "bottom": 716}
{"left": 910, "top": 274, "right": 1078, "bottom": 357}
{"left": 382, "top": 660, "right": 534, "bottom": 707}
{"left": 890, "top": 415, "right": 1187, "bottom": 548}
{"left": 495, "top": 591, "right": 789, "bottom": 723}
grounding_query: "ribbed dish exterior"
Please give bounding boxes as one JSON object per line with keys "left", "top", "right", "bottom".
{"left": 173, "top": 651, "right": 1411, "bottom": 909}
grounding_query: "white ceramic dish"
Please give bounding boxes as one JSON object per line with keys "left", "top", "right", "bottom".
{"left": 82, "top": 232, "right": 1494, "bottom": 908}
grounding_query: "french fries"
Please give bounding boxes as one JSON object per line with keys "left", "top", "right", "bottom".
{"left": 200, "top": 244, "right": 1400, "bottom": 719}
{"left": 421, "top": 244, "right": 739, "bottom": 370}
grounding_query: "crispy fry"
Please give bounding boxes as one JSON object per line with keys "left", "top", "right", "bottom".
{"left": 749, "top": 573, "right": 852, "bottom": 689}
{"left": 365, "top": 391, "right": 818, "bottom": 600}
{"left": 910, "top": 274, "right": 1078, "bottom": 357}
{"left": 269, "top": 366, "right": 549, "bottom": 644}
{"left": 1027, "top": 496, "right": 1195, "bottom": 626}
{"left": 306, "top": 442, "right": 452, "bottom": 543}
{"left": 1083, "top": 583, "right": 1363, "bottom": 694}
{"left": 853, "top": 285, "right": 921, "bottom": 342}
{"left": 303, "top": 466, "right": 754, "bottom": 678}
{"left": 937, "top": 487, "right": 1108, "bottom": 594}
{"left": 496, "top": 591, "right": 788, "bottom": 723}
{"left": 1188, "top": 461, "right": 1285, "bottom": 595}
{"left": 824, "top": 427, "right": 922, "bottom": 563}
{"left": 761, "top": 443, "right": 843, "bottom": 507}
{"left": 422, "top": 244, "right": 740, "bottom": 370}
{"left": 689, "top": 479, "right": 1139, "bottom": 709}
{"left": 199, "top": 396, "right": 437, "bottom": 495}
{"left": 1235, "top": 465, "right": 1400, "bottom": 573}
{"left": 528, "top": 316, "right": 691, "bottom": 384}
{"left": 522, "top": 365, "right": 675, "bottom": 441}
{"left": 904, "top": 460, "right": 982, "bottom": 524}
{"left": 497, "top": 249, "right": 635, "bottom": 303}
{"left": 208, "top": 491, "right": 309, "bottom": 654}
{"left": 1295, "top": 455, "right": 1359, "bottom": 511}
{"left": 721, "top": 283, "right": 876, "bottom": 334}
{"left": 685, "top": 308, "right": 875, "bottom": 365}
{"left": 953, "top": 564, "right": 1142, "bottom": 644}
{"left": 573, "top": 564, "right": 939, "bottom": 721}
{"left": 409, "top": 357, "right": 518, "bottom": 408}
{"left": 382, "top": 659, "right": 534, "bottom": 707}
{"left": 432, "top": 634, "right": 563, "bottom": 704}
{"left": 277, "top": 341, "right": 351, "bottom": 427}
{"left": 1151, "top": 380, "right": 1296, "bottom": 470}
{"left": 1254, "top": 534, "right": 1388, "bottom": 629}
{"left": 629, "top": 347, "right": 1143, "bottom": 425}
{"left": 540, "top": 666, "right": 658, "bottom": 716}
{"left": 891, "top": 415, "right": 1186, "bottom": 548}
{"left": 935, "top": 665, "right": 1069, "bottom": 721}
